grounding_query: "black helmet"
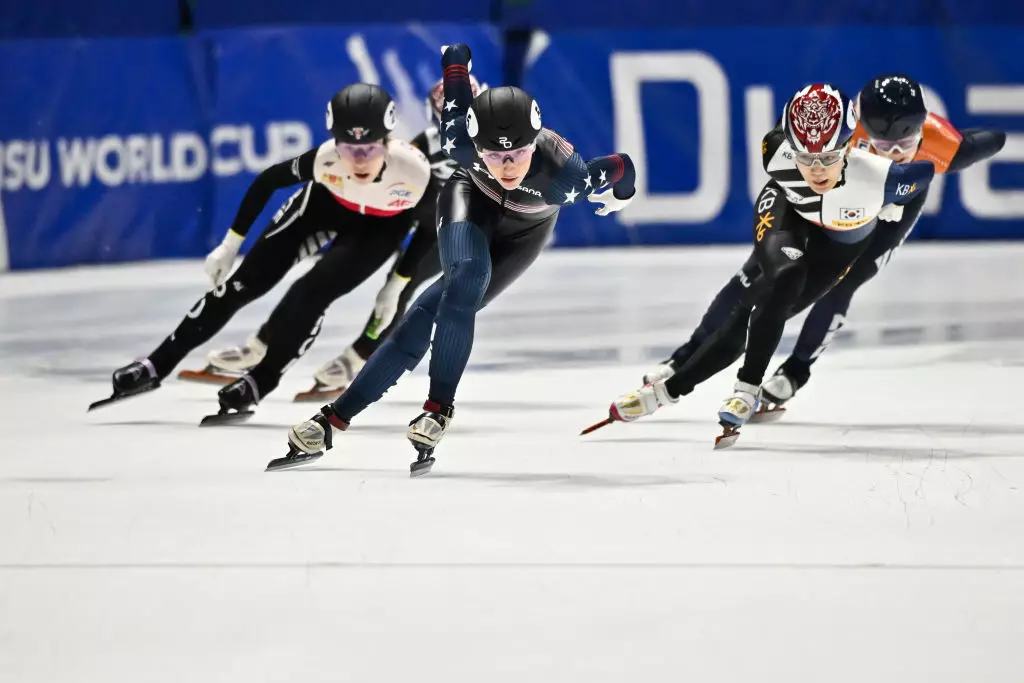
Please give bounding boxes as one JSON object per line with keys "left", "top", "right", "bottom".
{"left": 466, "top": 86, "right": 542, "bottom": 151}
{"left": 326, "top": 83, "right": 397, "bottom": 144}
{"left": 858, "top": 74, "right": 927, "bottom": 141}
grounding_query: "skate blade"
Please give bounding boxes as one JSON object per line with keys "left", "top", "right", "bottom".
{"left": 266, "top": 448, "right": 324, "bottom": 472}
{"left": 87, "top": 382, "right": 160, "bottom": 412}
{"left": 199, "top": 409, "right": 255, "bottom": 427}
{"left": 293, "top": 386, "right": 344, "bottom": 403}
{"left": 579, "top": 415, "right": 614, "bottom": 436}
{"left": 410, "top": 456, "right": 435, "bottom": 477}
{"left": 748, "top": 407, "right": 786, "bottom": 424}
{"left": 714, "top": 431, "right": 740, "bottom": 450}
{"left": 177, "top": 367, "right": 238, "bottom": 385}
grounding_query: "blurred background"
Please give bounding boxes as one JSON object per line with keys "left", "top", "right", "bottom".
{"left": 0, "top": 0, "right": 1020, "bottom": 271}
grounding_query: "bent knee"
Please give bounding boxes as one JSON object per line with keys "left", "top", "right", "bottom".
{"left": 444, "top": 257, "right": 491, "bottom": 307}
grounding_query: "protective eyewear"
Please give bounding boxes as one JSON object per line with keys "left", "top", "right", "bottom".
{"left": 336, "top": 141, "right": 386, "bottom": 161}
{"left": 869, "top": 134, "right": 921, "bottom": 154}
{"left": 794, "top": 148, "right": 846, "bottom": 168}
{"left": 476, "top": 144, "right": 535, "bottom": 165}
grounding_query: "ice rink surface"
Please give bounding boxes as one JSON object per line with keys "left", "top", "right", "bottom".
{"left": 2, "top": 243, "right": 1023, "bottom": 682}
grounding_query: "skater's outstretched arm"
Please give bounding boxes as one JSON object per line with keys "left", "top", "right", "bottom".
{"left": 204, "top": 147, "right": 318, "bottom": 287}
{"left": 946, "top": 128, "right": 1006, "bottom": 173}
{"left": 227, "top": 148, "right": 318, "bottom": 238}
{"left": 536, "top": 133, "right": 636, "bottom": 214}
{"left": 438, "top": 43, "right": 480, "bottom": 170}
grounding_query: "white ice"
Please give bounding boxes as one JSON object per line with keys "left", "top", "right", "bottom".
{"left": 1, "top": 244, "right": 1023, "bottom": 682}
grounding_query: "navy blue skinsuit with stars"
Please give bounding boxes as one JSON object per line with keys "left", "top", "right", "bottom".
{"left": 328, "top": 44, "right": 636, "bottom": 421}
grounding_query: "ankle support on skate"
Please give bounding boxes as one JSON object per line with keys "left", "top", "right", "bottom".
{"left": 423, "top": 400, "right": 455, "bottom": 419}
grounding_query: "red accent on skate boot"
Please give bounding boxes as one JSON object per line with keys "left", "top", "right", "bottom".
{"left": 327, "top": 414, "right": 349, "bottom": 431}
{"left": 423, "top": 400, "right": 455, "bottom": 418}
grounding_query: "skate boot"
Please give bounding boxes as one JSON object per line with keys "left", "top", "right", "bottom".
{"left": 266, "top": 404, "right": 349, "bottom": 472}
{"left": 295, "top": 346, "right": 368, "bottom": 403}
{"left": 199, "top": 375, "right": 261, "bottom": 426}
{"left": 209, "top": 335, "right": 267, "bottom": 373}
{"left": 89, "top": 359, "right": 162, "bottom": 411}
{"left": 714, "top": 380, "right": 760, "bottom": 449}
{"left": 178, "top": 335, "right": 267, "bottom": 385}
{"left": 407, "top": 401, "right": 454, "bottom": 477}
{"left": 642, "top": 360, "right": 676, "bottom": 386}
{"left": 752, "top": 358, "right": 810, "bottom": 423}
{"left": 113, "top": 359, "right": 160, "bottom": 395}
{"left": 610, "top": 378, "right": 678, "bottom": 423}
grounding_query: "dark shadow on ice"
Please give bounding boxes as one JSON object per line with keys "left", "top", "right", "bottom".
{"left": 426, "top": 471, "right": 726, "bottom": 489}
{"left": 89, "top": 419, "right": 512, "bottom": 436}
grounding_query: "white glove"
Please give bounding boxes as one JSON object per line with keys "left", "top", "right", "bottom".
{"left": 368, "top": 272, "right": 410, "bottom": 338}
{"left": 877, "top": 204, "right": 904, "bottom": 223}
{"left": 587, "top": 187, "right": 634, "bottom": 216}
{"left": 204, "top": 230, "right": 244, "bottom": 287}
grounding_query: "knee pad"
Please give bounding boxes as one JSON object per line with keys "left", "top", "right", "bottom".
{"left": 761, "top": 253, "right": 805, "bottom": 284}
{"left": 444, "top": 257, "right": 491, "bottom": 312}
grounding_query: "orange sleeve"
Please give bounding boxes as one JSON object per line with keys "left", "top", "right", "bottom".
{"left": 914, "top": 113, "right": 963, "bottom": 174}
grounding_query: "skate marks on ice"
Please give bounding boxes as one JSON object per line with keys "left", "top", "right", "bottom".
{"left": 752, "top": 419, "right": 1024, "bottom": 438}
{"left": 744, "top": 439, "right": 1018, "bottom": 463}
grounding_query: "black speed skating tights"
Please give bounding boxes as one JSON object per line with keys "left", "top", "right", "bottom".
{"left": 147, "top": 183, "right": 413, "bottom": 397}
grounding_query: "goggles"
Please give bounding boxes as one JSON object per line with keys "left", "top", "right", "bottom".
{"left": 476, "top": 144, "right": 535, "bottom": 165}
{"left": 794, "top": 147, "right": 847, "bottom": 168}
{"left": 869, "top": 134, "right": 921, "bottom": 154}
{"left": 336, "top": 141, "right": 386, "bottom": 161}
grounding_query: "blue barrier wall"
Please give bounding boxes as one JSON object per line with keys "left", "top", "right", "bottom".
{"left": 0, "top": 25, "right": 501, "bottom": 269}
{"left": 501, "top": 0, "right": 1024, "bottom": 28}
{"left": 0, "top": 37, "right": 213, "bottom": 269}
{"left": 1, "top": 1, "right": 181, "bottom": 39}
{"left": 8, "top": 0, "right": 1024, "bottom": 37}
{"left": 0, "top": 23, "right": 1021, "bottom": 268}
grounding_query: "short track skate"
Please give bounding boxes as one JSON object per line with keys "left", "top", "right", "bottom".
{"left": 748, "top": 402, "right": 786, "bottom": 423}
{"left": 177, "top": 365, "right": 238, "bottom": 385}
{"left": 579, "top": 413, "right": 615, "bottom": 435}
{"left": 198, "top": 407, "right": 255, "bottom": 427}
{"left": 87, "top": 381, "right": 161, "bottom": 412}
{"left": 293, "top": 381, "right": 344, "bottom": 403}
{"left": 713, "top": 421, "right": 742, "bottom": 449}
{"left": 265, "top": 445, "right": 324, "bottom": 472}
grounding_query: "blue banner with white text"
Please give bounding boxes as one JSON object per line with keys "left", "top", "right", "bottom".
{"left": 0, "top": 25, "right": 501, "bottom": 270}
{"left": 0, "top": 36, "right": 213, "bottom": 270}
{"left": 524, "top": 27, "right": 1024, "bottom": 246}
{"left": 0, "top": 25, "right": 1021, "bottom": 268}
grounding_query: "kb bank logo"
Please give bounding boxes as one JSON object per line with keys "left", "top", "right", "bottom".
{"left": 0, "top": 122, "right": 313, "bottom": 191}
{"left": 609, "top": 51, "right": 1023, "bottom": 221}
